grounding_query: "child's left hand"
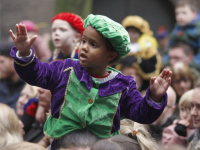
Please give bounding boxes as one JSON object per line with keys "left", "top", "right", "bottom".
{"left": 150, "top": 69, "right": 172, "bottom": 103}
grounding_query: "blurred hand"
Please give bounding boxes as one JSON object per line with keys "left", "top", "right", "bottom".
{"left": 178, "top": 119, "right": 190, "bottom": 127}
{"left": 150, "top": 69, "right": 172, "bottom": 102}
{"left": 35, "top": 105, "right": 46, "bottom": 124}
{"left": 9, "top": 23, "right": 37, "bottom": 56}
{"left": 38, "top": 88, "right": 51, "bottom": 111}
{"left": 19, "top": 120, "right": 25, "bottom": 135}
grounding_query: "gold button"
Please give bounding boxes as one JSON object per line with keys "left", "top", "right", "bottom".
{"left": 88, "top": 99, "right": 93, "bottom": 104}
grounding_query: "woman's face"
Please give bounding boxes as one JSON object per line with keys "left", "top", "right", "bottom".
{"left": 16, "top": 85, "right": 33, "bottom": 117}
{"left": 172, "top": 77, "right": 192, "bottom": 97}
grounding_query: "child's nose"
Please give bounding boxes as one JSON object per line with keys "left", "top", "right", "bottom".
{"left": 82, "top": 43, "right": 88, "bottom": 51}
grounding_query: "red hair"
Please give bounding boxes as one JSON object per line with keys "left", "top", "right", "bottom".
{"left": 52, "top": 12, "right": 84, "bottom": 34}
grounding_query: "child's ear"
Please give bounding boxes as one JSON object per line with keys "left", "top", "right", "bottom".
{"left": 108, "top": 51, "right": 117, "bottom": 62}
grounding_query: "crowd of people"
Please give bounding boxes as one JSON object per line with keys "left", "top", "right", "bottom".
{"left": 0, "top": 0, "right": 200, "bottom": 149}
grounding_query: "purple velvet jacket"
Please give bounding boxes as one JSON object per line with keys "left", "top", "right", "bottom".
{"left": 11, "top": 47, "right": 167, "bottom": 133}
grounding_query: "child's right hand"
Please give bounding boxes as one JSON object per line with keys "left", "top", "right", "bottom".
{"left": 9, "top": 23, "right": 37, "bottom": 56}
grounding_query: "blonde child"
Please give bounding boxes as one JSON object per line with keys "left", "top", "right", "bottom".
{"left": 162, "top": 89, "right": 195, "bottom": 147}
{"left": 0, "top": 103, "right": 23, "bottom": 149}
{"left": 9, "top": 14, "right": 171, "bottom": 147}
{"left": 120, "top": 119, "right": 158, "bottom": 150}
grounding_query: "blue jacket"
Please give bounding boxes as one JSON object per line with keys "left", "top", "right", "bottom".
{"left": 0, "top": 79, "right": 25, "bottom": 110}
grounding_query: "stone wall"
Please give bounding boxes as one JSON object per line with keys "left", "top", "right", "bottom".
{"left": 0, "top": 0, "right": 55, "bottom": 41}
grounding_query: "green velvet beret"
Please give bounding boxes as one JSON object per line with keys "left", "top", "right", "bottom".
{"left": 84, "top": 14, "right": 131, "bottom": 57}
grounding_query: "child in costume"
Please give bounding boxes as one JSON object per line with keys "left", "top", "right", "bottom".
{"left": 9, "top": 14, "right": 171, "bottom": 142}
{"left": 121, "top": 15, "right": 159, "bottom": 60}
{"left": 50, "top": 12, "right": 84, "bottom": 61}
{"left": 168, "top": 0, "right": 200, "bottom": 67}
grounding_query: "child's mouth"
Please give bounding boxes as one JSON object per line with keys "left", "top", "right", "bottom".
{"left": 80, "top": 53, "right": 87, "bottom": 61}
{"left": 54, "top": 39, "right": 60, "bottom": 43}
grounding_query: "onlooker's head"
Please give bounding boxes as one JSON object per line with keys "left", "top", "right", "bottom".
{"left": 51, "top": 129, "right": 99, "bottom": 150}
{"left": 51, "top": 12, "right": 84, "bottom": 56}
{"left": 152, "top": 86, "right": 176, "bottom": 126}
{"left": 169, "top": 41, "right": 194, "bottom": 66}
{"left": 155, "top": 26, "right": 169, "bottom": 53}
{"left": 191, "top": 83, "right": 200, "bottom": 130}
{"left": 171, "top": 62, "right": 195, "bottom": 98}
{"left": 179, "top": 89, "right": 194, "bottom": 123}
{"left": 0, "top": 103, "right": 23, "bottom": 148}
{"left": 16, "top": 84, "right": 38, "bottom": 117}
{"left": 91, "top": 135, "right": 141, "bottom": 150}
{"left": 122, "top": 15, "right": 153, "bottom": 43}
{"left": 0, "top": 41, "right": 17, "bottom": 81}
{"left": 175, "top": 0, "right": 198, "bottom": 26}
{"left": 120, "top": 119, "right": 158, "bottom": 150}
{"left": 1, "top": 141, "right": 45, "bottom": 150}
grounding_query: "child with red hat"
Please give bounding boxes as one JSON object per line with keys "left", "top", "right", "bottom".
{"left": 50, "top": 12, "right": 84, "bottom": 61}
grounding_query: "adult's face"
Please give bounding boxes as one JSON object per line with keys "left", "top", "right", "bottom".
{"left": 0, "top": 56, "right": 14, "bottom": 79}
{"left": 169, "top": 47, "right": 192, "bottom": 66}
{"left": 191, "top": 88, "right": 200, "bottom": 129}
{"left": 17, "top": 85, "right": 33, "bottom": 117}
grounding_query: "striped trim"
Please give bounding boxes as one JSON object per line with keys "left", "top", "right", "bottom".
{"left": 59, "top": 67, "right": 73, "bottom": 119}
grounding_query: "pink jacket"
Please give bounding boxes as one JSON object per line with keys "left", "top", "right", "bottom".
{"left": 162, "top": 119, "right": 194, "bottom": 147}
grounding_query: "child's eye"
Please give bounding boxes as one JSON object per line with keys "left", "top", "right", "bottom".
{"left": 82, "top": 39, "right": 86, "bottom": 43}
{"left": 91, "top": 43, "right": 97, "bottom": 47}
{"left": 191, "top": 104, "right": 194, "bottom": 108}
{"left": 60, "top": 28, "right": 67, "bottom": 32}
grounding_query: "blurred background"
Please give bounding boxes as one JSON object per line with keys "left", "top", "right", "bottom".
{"left": 0, "top": 0, "right": 199, "bottom": 42}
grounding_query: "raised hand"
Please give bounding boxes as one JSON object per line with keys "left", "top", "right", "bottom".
{"left": 150, "top": 69, "right": 172, "bottom": 102}
{"left": 9, "top": 23, "right": 37, "bottom": 56}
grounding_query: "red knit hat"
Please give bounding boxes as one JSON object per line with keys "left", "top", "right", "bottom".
{"left": 52, "top": 12, "right": 84, "bottom": 34}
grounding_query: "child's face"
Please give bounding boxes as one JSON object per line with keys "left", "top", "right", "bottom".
{"left": 78, "top": 26, "right": 115, "bottom": 71}
{"left": 51, "top": 19, "right": 77, "bottom": 55}
{"left": 175, "top": 5, "right": 197, "bottom": 26}
{"left": 172, "top": 76, "right": 192, "bottom": 97}
{"left": 127, "top": 28, "right": 141, "bottom": 43}
{"left": 179, "top": 105, "right": 191, "bottom": 121}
